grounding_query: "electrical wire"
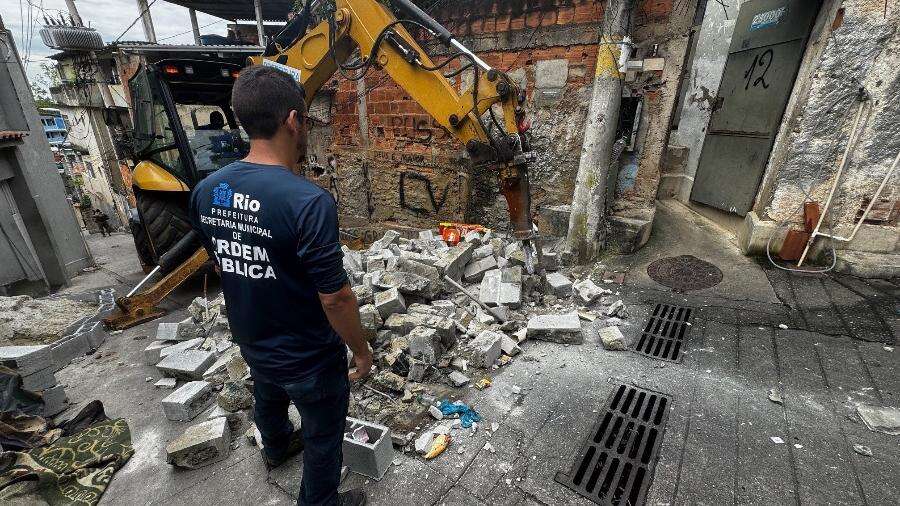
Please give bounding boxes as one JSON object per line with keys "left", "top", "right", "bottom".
{"left": 113, "top": 0, "right": 158, "bottom": 44}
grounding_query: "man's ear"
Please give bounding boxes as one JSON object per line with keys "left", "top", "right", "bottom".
{"left": 285, "top": 110, "right": 300, "bottom": 135}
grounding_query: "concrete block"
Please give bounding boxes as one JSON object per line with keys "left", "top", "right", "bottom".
{"left": 463, "top": 230, "right": 483, "bottom": 246}
{"left": 480, "top": 267, "right": 522, "bottom": 308}
{"left": 467, "top": 330, "right": 503, "bottom": 368}
{"left": 156, "top": 350, "right": 216, "bottom": 380}
{"left": 166, "top": 417, "right": 231, "bottom": 469}
{"left": 738, "top": 211, "right": 781, "bottom": 255}
{"left": 352, "top": 284, "right": 374, "bottom": 306}
{"left": 545, "top": 272, "right": 573, "bottom": 297}
{"left": 217, "top": 380, "right": 253, "bottom": 412}
{"left": 607, "top": 214, "right": 654, "bottom": 254}
{"left": 156, "top": 322, "right": 179, "bottom": 341}
{"left": 418, "top": 229, "right": 436, "bottom": 242}
{"left": 202, "top": 346, "right": 242, "bottom": 383}
{"left": 359, "top": 304, "right": 383, "bottom": 340}
{"left": 342, "top": 246, "right": 363, "bottom": 273}
{"left": 448, "top": 370, "right": 470, "bottom": 387}
{"left": 49, "top": 334, "right": 91, "bottom": 369}
{"left": 176, "top": 319, "right": 205, "bottom": 341}
{"left": 540, "top": 251, "right": 560, "bottom": 271}
{"left": 383, "top": 313, "right": 455, "bottom": 344}
{"left": 155, "top": 377, "right": 177, "bottom": 389}
{"left": 408, "top": 326, "right": 442, "bottom": 365}
{"left": 159, "top": 337, "right": 204, "bottom": 358}
{"left": 573, "top": 279, "right": 608, "bottom": 304}
{"left": 527, "top": 313, "right": 583, "bottom": 344}
{"left": 374, "top": 288, "right": 407, "bottom": 319}
{"left": 161, "top": 381, "right": 214, "bottom": 421}
{"left": 343, "top": 417, "right": 394, "bottom": 480}
{"left": 534, "top": 58, "right": 569, "bottom": 89}
{"left": 41, "top": 384, "right": 68, "bottom": 417}
{"left": 399, "top": 251, "right": 439, "bottom": 266}
{"left": 144, "top": 340, "right": 175, "bottom": 365}
{"left": 369, "top": 230, "right": 401, "bottom": 251}
{"left": 599, "top": 326, "right": 627, "bottom": 351}
{"left": 407, "top": 360, "right": 427, "bottom": 382}
{"left": 0, "top": 345, "right": 53, "bottom": 376}
{"left": 366, "top": 258, "right": 386, "bottom": 273}
{"left": 499, "top": 335, "right": 521, "bottom": 356}
{"left": 435, "top": 243, "right": 475, "bottom": 281}
{"left": 463, "top": 256, "right": 498, "bottom": 283}
{"left": 472, "top": 244, "right": 494, "bottom": 261}
{"left": 20, "top": 367, "right": 57, "bottom": 391}
{"left": 372, "top": 269, "right": 440, "bottom": 299}
{"left": 207, "top": 405, "right": 245, "bottom": 433}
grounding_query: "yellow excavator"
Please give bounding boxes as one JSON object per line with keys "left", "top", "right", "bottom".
{"left": 105, "top": 0, "right": 537, "bottom": 330}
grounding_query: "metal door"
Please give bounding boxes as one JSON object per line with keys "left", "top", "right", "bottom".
{"left": 690, "top": 0, "right": 820, "bottom": 215}
{"left": 0, "top": 181, "right": 42, "bottom": 286}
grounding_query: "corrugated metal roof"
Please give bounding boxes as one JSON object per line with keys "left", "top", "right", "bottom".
{"left": 162, "top": 0, "right": 295, "bottom": 22}
{"left": 114, "top": 42, "right": 263, "bottom": 54}
{"left": 0, "top": 131, "right": 27, "bottom": 142}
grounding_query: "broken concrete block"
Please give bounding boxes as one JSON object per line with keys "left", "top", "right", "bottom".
{"left": 467, "top": 330, "right": 503, "bottom": 368}
{"left": 480, "top": 268, "right": 523, "bottom": 308}
{"left": 20, "top": 367, "right": 57, "bottom": 391}
{"left": 159, "top": 337, "right": 204, "bottom": 358}
{"left": 343, "top": 417, "right": 394, "bottom": 480}
{"left": 372, "top": 370, "right": 407, "bottom": 393}
{"left": 366, "top": 258, "right": 387, "bottom": 273}
{"left": 156, "top": 322, "right": 179, "bottom": 341}
{"left": 500, "top": 335, "right": 521, "bottom": 356}
{"left": 599, "top": 326, "right": 627, "bottom": 351}
{"left": 371, "top": 269, "right": 440, "bottom": 299}
{"left": 429, "top": 405, "right": 444, "bottom": 420}
{"left": 207, "top": 405, "right": 245, "bottom": 433}
{"left": 418, "top": 229, "right": 436, "bottom": 242}
{"left": 573, "top": 279, "right": 608, "bottom": 304}
{"left": 463, "top": 230, "right": 483, "bottom": 246}
{"left": 472, "top": 244, "right": 494, "bottom": 261}
{"left": 399, "top": 251, "right": 439, "bottom": 266}
{"left": 218, "top": 380, "right": 253, "bottom": 412}
{"left": 202, "top": 346, "right": 242, "bottom": 384}
{"left": 463, "top": 256, "right": 498, "bottom": 283}
{"left": 166, "top": 417, "right": 231, "bottom": 469}
{"left": 156, "top": 350, "right": 216, "bottom": 380}
{"left": 527, "top": 313, "right": 583, "bottom": 344}
{"left": 545, "top": 272, "right": 573, "bottom": 297}
{"left": 155, "top": 377, "right": 177, "bottom": 389}
{"left": 407, "top": 360, "right": 427, "bottom": 382}
{"left": 435, "top": 243, "right": 475, "bottom": 281}
{"left": 0, "top": 345, "right": 53, "bottom": 376}
{"left": 162, "top": 381, "right": 214, "bottom": 421}
{"left": 448, "top": 370, "right": 470, "bottom": 387}
{"left": 374, "top": 288, "right": 407, "bottom": 319}
{"left": 607, "top": 300, "right": 625, "bottom": 316}
{"left": 408, "top": 326, "right": 443, "bottom": 365}
{"left": 383, "top": 313, "right": 455, "bottom": 344}
{"left": 352, "top": 284, "right": 374, "bottom": 306}
{"left": 342, "top": 245, "right": 363, "bottom": 274}
{"left": 369, "top": 230, "right": 401, "bottom": 252}
{"left": 359, "top": 304, "right": 383, "bottom": 340}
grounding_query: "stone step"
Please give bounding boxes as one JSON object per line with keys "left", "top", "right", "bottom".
{"left": 834, "top": 251, "right": 900, "bottom": 279}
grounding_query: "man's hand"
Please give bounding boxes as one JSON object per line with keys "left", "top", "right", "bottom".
{"left": 349, "top": 349, "right": 373, "bottom": 381}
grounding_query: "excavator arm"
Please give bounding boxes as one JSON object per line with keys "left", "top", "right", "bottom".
{"left": 105, "top": 0, "right": 538, "bottom": 331}
{"left": 249, "top": 0, "right": 536, "bottom": 246}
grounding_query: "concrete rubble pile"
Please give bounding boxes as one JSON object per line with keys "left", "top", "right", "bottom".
{"left": 155, "top": 227, "right": 630, "bottom": 470}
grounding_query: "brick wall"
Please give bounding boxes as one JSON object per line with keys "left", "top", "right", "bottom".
{"left": 317, "top": 0, "right": 685, "bottom": 235}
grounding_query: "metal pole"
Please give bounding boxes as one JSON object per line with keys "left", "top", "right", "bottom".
{"left": 189, "top": 8, "right": 201, "bottom": 45}
{"left": 254, "top": 0, "right": 266, "bottom": 47}
{"left": 135, "top": 0, "right": 157, "bottom": 43}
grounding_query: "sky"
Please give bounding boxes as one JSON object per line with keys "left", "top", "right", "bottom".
{"left": 1, "top": 0, "right": 229, "bottom": 87}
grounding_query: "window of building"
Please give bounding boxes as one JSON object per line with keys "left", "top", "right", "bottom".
{"left": 85, "top": 161, "right": 95, "bottom": 178}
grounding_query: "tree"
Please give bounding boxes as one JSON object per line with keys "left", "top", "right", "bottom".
{"left": 30, "top": 62, "right": 61, "bottom": 109}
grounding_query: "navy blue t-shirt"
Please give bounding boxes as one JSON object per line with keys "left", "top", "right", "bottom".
{"left": 189, "top": 161, "right": 348, "bottom": 383}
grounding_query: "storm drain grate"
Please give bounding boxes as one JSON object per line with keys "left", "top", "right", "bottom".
{"left": 633, "top": 304, "right": 693, "bottom": 363}
{"left": 555, "top": 383, "right": 672, "bottom": 505}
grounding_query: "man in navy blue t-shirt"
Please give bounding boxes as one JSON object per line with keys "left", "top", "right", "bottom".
{"left": 190, "top": 65, "right": 371, "bottom": 506}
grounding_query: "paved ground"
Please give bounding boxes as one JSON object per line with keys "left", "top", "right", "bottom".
{"left": 52, "top": 214, "right": 899, "bottom": 505}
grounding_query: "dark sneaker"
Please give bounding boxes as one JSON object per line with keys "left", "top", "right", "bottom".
{"left": 338, "top": 489, "right": 367, "bottom": 506}
{"left": 263, "top": 430, "right": 304, "bottom": 470}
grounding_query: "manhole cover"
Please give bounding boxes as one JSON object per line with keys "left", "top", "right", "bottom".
{"left": 634, "top": 304, "right": 693, "bottom": 362}
{"left": 556, "top": 383, "right": 672, "bottom": 505}
{"left": 646, "top": 255, "right": 722, "bottom": 292}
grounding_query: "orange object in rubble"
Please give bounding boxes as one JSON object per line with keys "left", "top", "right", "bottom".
{"left": 438, "top": 222, "right": 489, "bottom": 246}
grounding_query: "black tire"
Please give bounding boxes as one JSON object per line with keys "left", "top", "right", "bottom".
{"left": 129, "top": 213, "right": 156, "bottom": 273}
{"left": 134, "top": 189, "right": 193, "bottom": 273}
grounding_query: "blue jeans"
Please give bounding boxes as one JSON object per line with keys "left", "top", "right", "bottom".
{"left": 253, "top": 365, "right": 350, "bottom": 506}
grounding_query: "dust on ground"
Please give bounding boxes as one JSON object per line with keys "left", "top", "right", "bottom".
{"left": 0, "top": 295, "right": 97, "bottom": 345}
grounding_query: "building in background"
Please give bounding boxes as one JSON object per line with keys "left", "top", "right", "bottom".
{"left": 0, "top": 15, "right": 92, "bottom": 294}
{"left": 39, "top": 108, "right": 68, "bottom": 146}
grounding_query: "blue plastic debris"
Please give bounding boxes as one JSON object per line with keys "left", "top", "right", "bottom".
{"left": 439, "top": 400, "right": 482, "bottom": 428}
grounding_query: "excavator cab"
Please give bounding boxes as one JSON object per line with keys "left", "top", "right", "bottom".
{"left": 128, "top": 58, "right": 248, "bottom": 272}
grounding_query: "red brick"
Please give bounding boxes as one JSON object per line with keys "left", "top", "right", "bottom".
{"left": 557, "top": 6, "right": 575, "bottom": 24}
{"left": 540, "top": 10, "right": 558, "bottom": 26}
{"left": 495, "top": 14, "right": 511, "bottom": 31}
{"left": 510, "top": 15, "right": 525, "bottom": 30}
{"left": 526, "top": 11, "right": 542, "bottom": 28}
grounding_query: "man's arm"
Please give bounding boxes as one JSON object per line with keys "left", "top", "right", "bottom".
{"left": 319, "top": 284, "right": 372, "bottom": 381}
{"left": 298, "top": 193, "right": 371, "bottom": 380}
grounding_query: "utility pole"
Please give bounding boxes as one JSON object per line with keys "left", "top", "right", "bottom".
{"left": 189, "top": 8, "right": 201, "bottom": 45}
{"left": 566, "top": 0, "right": 633, "bottom": 263}
{"left": 63, "top": 0, "right": 83, "bottom": 25}
{"left": 254, "top": 0, "right": 266, "bottom": 47}
{"left": 136, "top": 0, "right": 157, "bottom": 43}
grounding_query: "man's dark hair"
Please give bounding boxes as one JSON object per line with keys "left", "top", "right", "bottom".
{"left": 231, "top": 65, "right": 306, "bottom": 139}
